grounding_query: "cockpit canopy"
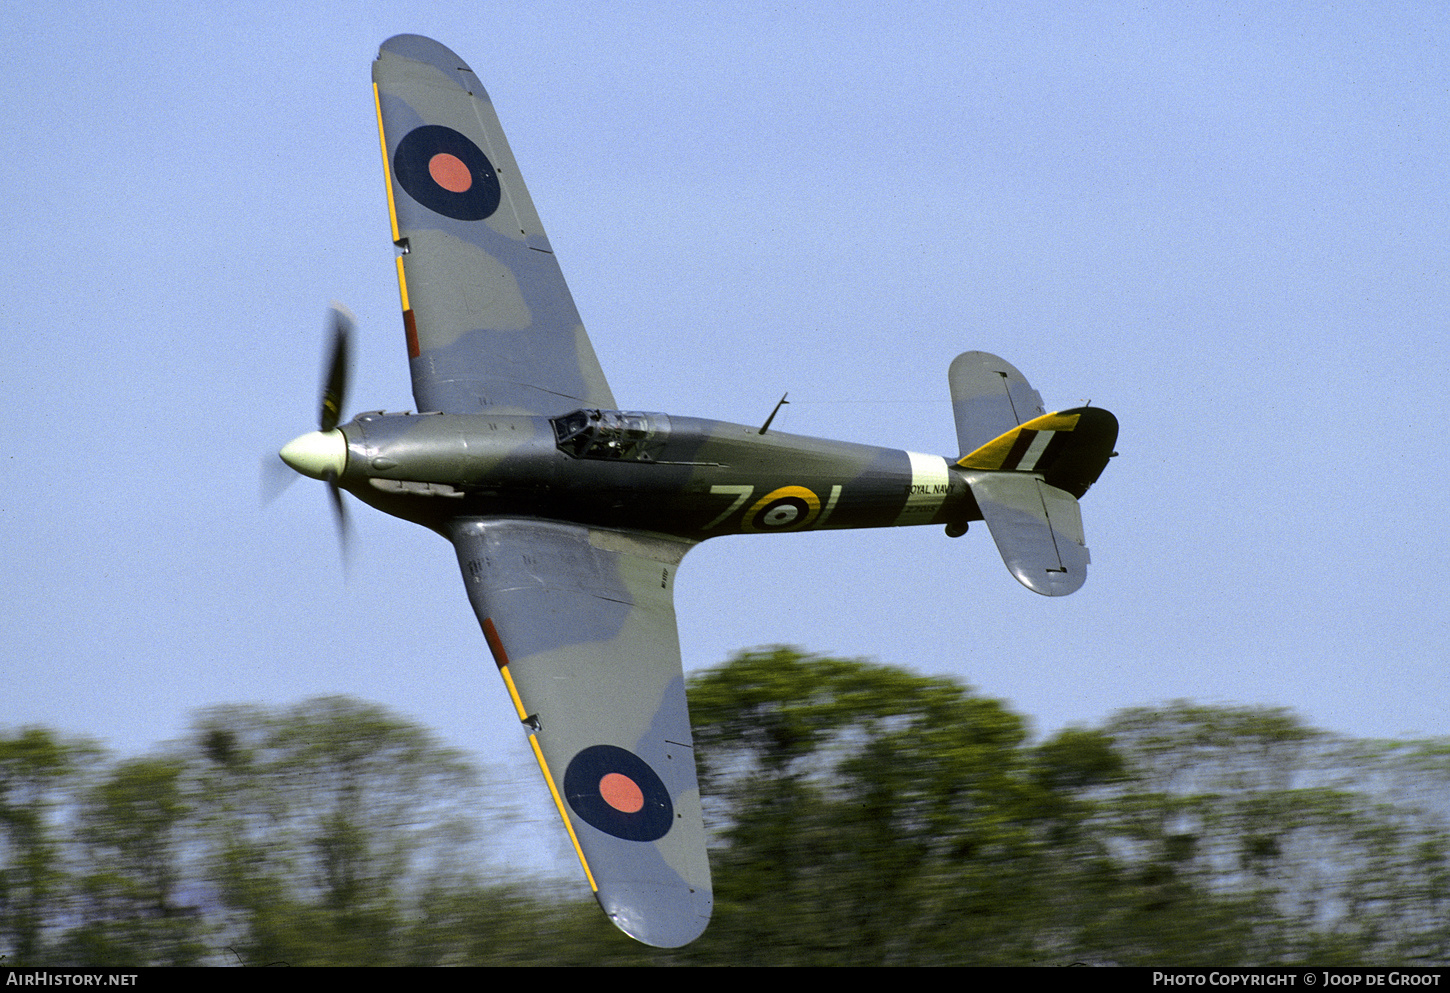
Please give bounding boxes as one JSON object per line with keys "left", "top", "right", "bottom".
{"left": 552, "top": 409, "right": 670, "bottom": 462}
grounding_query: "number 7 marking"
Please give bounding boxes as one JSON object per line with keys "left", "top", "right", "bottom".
{"left": 704, "top": 485, "right": 754, "bottom": 529}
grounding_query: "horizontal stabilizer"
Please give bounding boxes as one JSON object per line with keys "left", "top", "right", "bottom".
{"left": 965, "top": 472, "right": 1088, "bottom": 596}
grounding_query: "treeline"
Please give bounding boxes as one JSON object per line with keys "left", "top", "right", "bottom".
{"left": 2, "top": 649, "right": 1447, "bottom": 965}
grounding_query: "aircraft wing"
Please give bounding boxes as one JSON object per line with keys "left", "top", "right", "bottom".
{"left": 447, "top": 518, "right": 712, "bottom": 947}
{"left": 372, "top": 35, "right": 616, "bottom": 416}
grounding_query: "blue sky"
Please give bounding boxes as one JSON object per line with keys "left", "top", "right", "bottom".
{"left": 3, "top": 3, "right": 1446, "bottom": 873}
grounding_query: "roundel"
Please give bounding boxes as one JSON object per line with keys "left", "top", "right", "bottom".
{"left": 563, "top": 745, "right": 674, "bottom": 842}
{"left": 744, "top": 485, "right": 821, "bottom": 532}
{"left": 392, "top": 125, "right": 501, "bottom": 221}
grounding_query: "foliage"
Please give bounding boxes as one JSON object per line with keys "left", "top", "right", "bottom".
{"left": 678, "top": 652, "right": 1449, "bottom": 965}
{"left": 188, "top": 697, "right": 481, "bottom": 965}
{"left": 1, "top": 656, "right": 1446, "bottom": 965}
{"left": 0, "top": 729, "right": 96, "bottom": 965}
{"left": 685, "top": 648, "right": 1045, "bottom": 964}
{"left": 63, "top": 757, "right": 205, "bottom": 965}
{"left": 1091, "top": 704, "right": 1450, "bottom": 964}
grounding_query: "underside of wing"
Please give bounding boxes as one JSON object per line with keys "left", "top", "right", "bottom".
{"left": 447, "top": 518, "right": 711, "bottom": 947}
{"left": 373, "top": 35, "right": 616, "bottom": 416}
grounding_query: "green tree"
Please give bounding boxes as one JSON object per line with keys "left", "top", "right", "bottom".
{"left": 57, "top": 758, "right": 206, "bottom": 965}
{"left": 5, "top": 662, "right": 1446, "bottom": 965}
{"left": 684, "top": 648, "right": 1066, "bottom": 964}
{"left": 0, "top": 729, "right": 93, "bottom": 965}
{"left": 677, "top": 651, "right": 1330, "bottom": 965}
{"left": 1089, "top": 703, "right": 1450, "bottom": 964}
{"left": 188, "top": 697, "right": 481, "bottom": 965}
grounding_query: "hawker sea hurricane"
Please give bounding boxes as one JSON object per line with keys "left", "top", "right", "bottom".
{"left": 277, "top": 35, "right": 1118, "bottom": 948}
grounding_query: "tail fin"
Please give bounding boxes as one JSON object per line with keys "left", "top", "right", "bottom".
{"left": 947, "top": 353, "right": 1117, "bottom": 596}
{"left": 949, "top": 351, "right": 1046, "bottom": 455}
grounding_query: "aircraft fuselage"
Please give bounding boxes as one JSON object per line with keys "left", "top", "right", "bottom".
{"left": 334, "top": 408, "right": 980, "bottom": 540}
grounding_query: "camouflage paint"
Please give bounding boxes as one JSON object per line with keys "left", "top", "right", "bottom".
{"left": 281, "top": 34, "right": 1119, "bottom": 949}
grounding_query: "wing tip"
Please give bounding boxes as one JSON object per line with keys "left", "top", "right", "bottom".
{"left": 597, "top": 884, "right": 713, "bottom": 948}
{"left": 379, "top": 33, "right": 466, "bottom": 65}
{"left": 1009, "top": 563, "right": 1088, "bottom": 597}
{"left": 377, "top": 35, "right": 484, "bottom": 96}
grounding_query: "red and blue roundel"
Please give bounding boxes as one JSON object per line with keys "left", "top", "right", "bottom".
{"left": 392, "top": 125, "right": 501, "bottom": 221}
{"left": 563, "top": 745, "right": 674, "bottom": 842}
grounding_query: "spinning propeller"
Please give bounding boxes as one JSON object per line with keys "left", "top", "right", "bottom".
{"left": 276, "top": 304, "right": 356, "bottom": 557}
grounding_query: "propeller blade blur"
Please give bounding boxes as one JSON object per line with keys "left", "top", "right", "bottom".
{"left": 320, "top": 303, "right": 354, "bottom": 433}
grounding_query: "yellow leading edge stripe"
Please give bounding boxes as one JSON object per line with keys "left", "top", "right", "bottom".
{"left": 375, "top": 82, "right": 414, "bottom": 348}
{"left": 372, "top": 83, "right": 401, "bottom": 245}
{"left": 395, "top": 256, "right": 411, "bottom": 310}
{"left": 497, "top": 663, "right": 600, "bottom": 893}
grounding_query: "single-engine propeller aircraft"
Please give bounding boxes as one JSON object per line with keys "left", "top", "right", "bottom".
{"left": 278, "top": 35, "right": 1117, "bottom": 948}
